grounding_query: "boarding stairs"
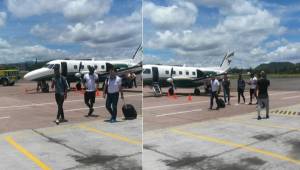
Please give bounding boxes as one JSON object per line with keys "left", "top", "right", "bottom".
{"left": 152, "top": 82, "right": 162, "bottom": 96}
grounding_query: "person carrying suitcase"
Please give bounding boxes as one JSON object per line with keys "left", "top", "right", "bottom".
{"left": 103, "top": 67, "right": 124, "bottom": 123}
{"left": 51, "top": 65, "right": 69, "bottom": 125}
{"left": 209, "top": 75, "right": 220, "bottom": 110}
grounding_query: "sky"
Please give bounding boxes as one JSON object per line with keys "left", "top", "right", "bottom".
{"left": 0, "top": 0, "right": 142, "bottom": 64}
{"left": 143, "top": 0, "right": 300, "bottom": 68}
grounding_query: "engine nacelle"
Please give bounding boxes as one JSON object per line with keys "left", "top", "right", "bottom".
{"left": 166, "top": 78, "right": 173, "bottom": 83}
{"left": 75, "top": 73, "right": 81, "bottom": 78}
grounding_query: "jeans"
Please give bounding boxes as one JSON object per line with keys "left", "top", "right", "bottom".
{"left": 55, "top": 93, "right": 65, "bottom": 120}
{"left": 84, "top": 91, "right": 96, "bottom": 109}
{"left": 257, "top": 98, "right": 269, "bottom": 117}
{"left": 223, "top": 87, "right": 230, "bottom": 103}
{"left": 238, "top": 88, "right": 245, "bottom": 103}
{"left": 210, "top": 91, "right": 219, "bottom": 108}
{"left": 106, "top": 93, "right": 119, "bottom": 120}
{"left": 250, "top": 88, "right": 257, "bottom": 103}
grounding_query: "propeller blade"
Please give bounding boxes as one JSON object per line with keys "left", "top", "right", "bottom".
{"left": 170, "top": 67, "right": 174, "bottom": 78}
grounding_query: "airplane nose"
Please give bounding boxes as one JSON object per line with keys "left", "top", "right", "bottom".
{"left": 24, "top": 72, "right": 34, "bottom": 81}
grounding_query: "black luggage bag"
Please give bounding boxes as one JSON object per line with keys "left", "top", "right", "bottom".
{"left": 122, "top": 101, "right": 137, "bottom": 120}
{"left": 217, "top": 98, "right": 225, "bottom": 108}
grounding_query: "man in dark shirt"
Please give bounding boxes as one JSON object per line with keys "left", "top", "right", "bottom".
{"left": 51, "top": 65, "right": 69, "bottom": 125}
{"left": 256, "top": 71, "right": 270, "bottom": 120}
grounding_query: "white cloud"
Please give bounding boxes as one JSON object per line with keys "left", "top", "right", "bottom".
{"left": 263, "top": 43, "right": 300, "bottom": 63}
{"left": 145, "top": 0, "right": 288, "bottom": 67}
{"left": 143, "top": 1, "right": 197, "bottom": 29}
{"left": 0, "top": 12, "right": 7, "bottom": 27}
{"left": 6, "top": 0, "right": 112, "bottom": 21}
{"left": 0, "top": 39, "right": 68, "bottom": 64}
{"left": 56, "top": 10, "right": 142, "bottom": 48}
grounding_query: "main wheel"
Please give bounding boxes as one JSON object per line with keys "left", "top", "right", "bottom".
{"left": 194, "top": 88, "right": 200, "bottom": 96}
{"left": 2, "top": 79, "right": 8, "bottom": 86}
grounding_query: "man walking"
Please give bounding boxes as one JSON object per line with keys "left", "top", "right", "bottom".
{"left": 83, "top": 66, "right": 99, "bottom": 116}
{"left": 257, "top": 71, "right": 270, "bottom": 120}
{"left": 51, "top": 65, "right": 69, "bottom": 125}
{"left": 222, "top": 73, "right": 230, "bottom": 105}
{"left": 248, "top": 73, "right": 257, "bottom": 105}
{"left": 209, "top": 75, "right": 220, "bottom": 110}
{"left": 103, "top": 68, "right": 124, "bottom": 123}
{"left": 237, "top": 74, "right": 246, "bottom": 104}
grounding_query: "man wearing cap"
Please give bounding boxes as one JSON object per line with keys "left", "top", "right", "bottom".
{"left": 103, "top": 68, "right": 124, "bottom": 123}
{"left": 51, "top": 65, "right": 69, "bottom": 125}
{"left": 82, "top": 66, "right": 99, "bottom": 116}
{"left": 257, "top": 71, "right": 270, "bottom": 120}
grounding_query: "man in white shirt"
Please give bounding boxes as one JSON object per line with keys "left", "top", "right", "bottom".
{"left": 210, "top": 75, "right": 220, "bottom": 110}
{"left": 103, "top": 68, "right": 124, "bottom": 123}
{"left": 82, "top": 66, "right": 99, "bottom": 116}
{"left": 248, "top": 73, "right": 257, "bottom": 105}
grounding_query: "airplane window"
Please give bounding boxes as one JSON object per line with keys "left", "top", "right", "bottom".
{"left": 143, "top": 69, "right": 151, "bottom": 74}
{"left": 81, "top": 65, "right": 84, "bottom": 69}
{"left": 179, "top": 71, "right": 182, "bottom": 75}
{"left": 101, "top": 65, "right": 105, "bottom": 69}
{"left": 165, "top": 70, "right": 169, "bottom": 74}
{"left": 186, "top": 71, "right": 189, "bottom": 75}
{"left": 192, "top": 72, "right": 196, "bottom": 75}
{"left": 172, "top": 71, "right": 176, "bottom": 75}
{"left": 48, "top": 64, "right": 54, "bottom": 69}
{"left": 94, "top": 65, "right": 98, "bottom": 69}
{"left": 74, "top": 65, "right": 78, "bottom": 69}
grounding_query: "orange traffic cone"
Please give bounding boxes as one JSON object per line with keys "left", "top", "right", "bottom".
{"left": 188, "top": 94, "right": 192, "bottom": 101}
{"left": 96, "top": 89, "right": 100, "bottom": 96}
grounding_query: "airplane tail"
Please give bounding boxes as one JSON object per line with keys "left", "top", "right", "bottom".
{"left": 131, "top": 44, "right": 142, "bottom": 65}
{"left": 220, "top": 51, "right": 234, "bottom": 72}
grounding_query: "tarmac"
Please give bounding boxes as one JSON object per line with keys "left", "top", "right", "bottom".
{"left": 0, "top": 82, "right": 142, "bottom": 170}
{"left": 143, "top": 86, "right": 300, "bottom": 170}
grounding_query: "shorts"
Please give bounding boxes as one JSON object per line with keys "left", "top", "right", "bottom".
{"left": 84, "top": 91, "right": 96, "bottom": 104}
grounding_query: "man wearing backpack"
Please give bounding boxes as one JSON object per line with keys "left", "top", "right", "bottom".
{"left": 51, "top": 65, "right": 69, "bottom": 125}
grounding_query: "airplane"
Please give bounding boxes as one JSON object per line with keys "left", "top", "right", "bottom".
{"left": 143, "top": 52, "right": 234, "bottom": 96}
{"left": 24, "top": 45, "right": 142, "bottom": 92}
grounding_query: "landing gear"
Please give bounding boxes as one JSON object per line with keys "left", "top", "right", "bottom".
{"left": 2, "top": 79, "right": 8, "bottom": 86}
{"left": 76, "top": 82, "right": 82, "bottom": 91}
{"left": 194, "top": 88, "right": 200, "bottom": 96}
{"left": 168, "top": 87, "right": 174, "bottom": 96}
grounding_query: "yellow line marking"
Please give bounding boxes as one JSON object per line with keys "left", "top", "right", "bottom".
{"left": 78, "top": 125, "right": 141, "bottom": 145}
{"left": 4, "top": 136, "right": 52, "bottom": 170}
{"left": 171, "top": 128, "right": 300, "bottom": 165}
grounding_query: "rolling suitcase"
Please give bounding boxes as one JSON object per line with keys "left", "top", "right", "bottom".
{"left": 217, "top": 98, "right": 225, "bottom": 108}
{"left": 122, "top": 100, "right": 137, "bottom": 120}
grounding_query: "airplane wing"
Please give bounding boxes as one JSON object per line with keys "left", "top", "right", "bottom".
{"left": 96, "top": 64, "right": 142, "bottom": 80}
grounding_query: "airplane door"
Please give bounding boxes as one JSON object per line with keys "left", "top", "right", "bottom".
{"left": 196, "top": 70, "right": 204, "bottom": 78}
{"left": 152, "top": 67, "right": 159, "bottom": 82}
{"left": 61, "top": 62, "right": 68, "bottom": 77}
{"left": 106, "top": 63, "right": 114, "bottom": 72}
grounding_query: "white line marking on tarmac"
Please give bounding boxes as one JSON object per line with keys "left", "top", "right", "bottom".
{"left": 0, "top": 116, "right": 10, "bottom": 119}
{"left": 65, "top": 106, "right": 105, "bottom": 112}
{"left": 155, "top": 109, "right": 203, "bottom": 117}
{"left": 143, "top": 101, "right": 208, "bottom": 110}
{"left": 281, "top": 95, "right": 300, "bottom": 100}
{"left": 0, "top": 94, "right": 141, "bottom": 110}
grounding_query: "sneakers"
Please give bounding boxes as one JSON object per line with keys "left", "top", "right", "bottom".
{"left": 88, "top": 108, "right": 94, "bottom": 116}
{"left": 110, "top": 119, "right": 117, "bottom": 123}
{"left": 55, "top": 119, "right": 59, "bottom": 125}
{"left": 266, "top": 115, "right": 269, "bottom": 119}
{"left": 257, "top": 116, "right": 262, "bottom": 120}
{"left": 60, "top": 118, "right": 68, "bottom": 122}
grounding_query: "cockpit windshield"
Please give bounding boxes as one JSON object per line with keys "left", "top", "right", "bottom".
{"left": 43, "top": 64, "right": 54, "bottom": 69}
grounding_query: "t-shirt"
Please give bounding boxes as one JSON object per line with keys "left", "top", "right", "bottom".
{"left": 249, "top": 77, "right": 257, "bottom": 89}
{"left": 52, "top": 76, "right": 68, "bottom": 95}
{"left": 257, "top": 78, "right": 270, "bottom": 98}
{"left": 237, "top": 79, "right": 245, "bottom": 90}
{"left": 211, "top": 79, "right": 220, "bottom": 92}
{"left": 83, "top": 73, "right": 99, "bottom": 92}
{"left": 222, "top": 79, "right": 230, "bottom": 89}
{"left": 107, "top": 76, "right": 122, "bottom": 94}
